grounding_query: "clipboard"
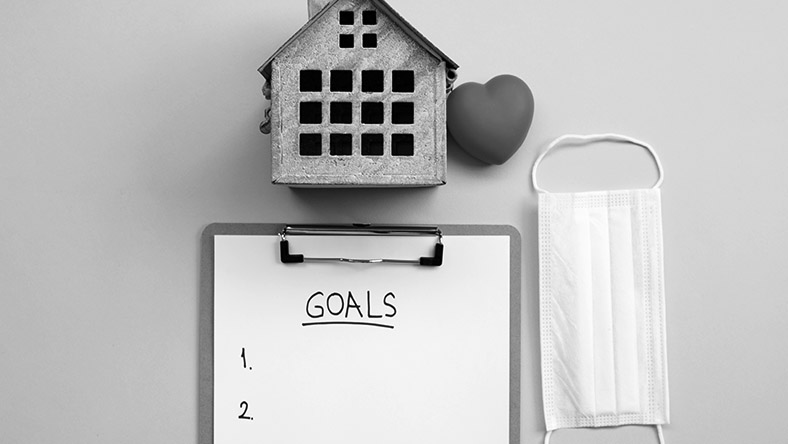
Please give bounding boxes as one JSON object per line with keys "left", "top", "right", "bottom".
{"left": 199, "top": 223, "right": 521, "bottom": 444}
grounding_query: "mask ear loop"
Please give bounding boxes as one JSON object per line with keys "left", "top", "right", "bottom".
{"left": 544, "top": 430, "right": 552, "bottom": 444}
{"left": 545, "top": 425, "right": 665, "bottom": 444}
{"left": 657, "top": 424, "right": 666, "bottom": 444}
{"left": 531, "top": 133, "right": 665, "bottom": 193}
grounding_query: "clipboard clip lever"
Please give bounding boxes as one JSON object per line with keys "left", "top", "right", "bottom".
{"left": 279, "top": 224, "right": 444, "bottom": 266}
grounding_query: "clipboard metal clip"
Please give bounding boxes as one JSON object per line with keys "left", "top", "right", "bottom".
{"left": 279, "top": 224, "right": 444, "bottom": 266}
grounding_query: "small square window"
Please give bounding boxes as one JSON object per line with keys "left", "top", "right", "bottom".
{"left": 330, "top": 102, "right": 353, "bottom": 124}
{"left": 300, "top": 134, "right": 322, "bottom": 156}
{"left": 339, "top": 10, "right": 354, "bottom": 25}
{"left": 391, "top": 134, "right": 414, "bottom": 156}
{"left": 339, "top": 34, "right": 354, "bottom": 48}
{"left": 392, "top": 102, "right": 414, "bottom": 124}
{"left": 362, "top": 33, "right": 377, "bottom": 48}
{"left": 330, "top": 134, "right": 353, "bottom": 156}
{"left": 361, "top": 70, "right": 383, "bottom": 92}
{"left": 362, "top": 10, "right": 377, "bottom": 25}
{"left": 392, "top": 70, "right": 414, "bottom": 93}
{"left": 330, "top": 70, "right": 353, "bottom": 92}
{"left": 361, "top": 133, "right": 384, "bottom": 156}
{"left": 361, "top": 102, "right": 383, "bottom": 124}
{"left": 300, "top": 70, "right": 322, "bottom": 92}
{"left": 299, "top": 102, "right": 322, "bottom": 124}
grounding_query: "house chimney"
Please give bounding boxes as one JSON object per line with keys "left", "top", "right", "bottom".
{"left": 308, "top": 0, "right": 332, "bottom": 19}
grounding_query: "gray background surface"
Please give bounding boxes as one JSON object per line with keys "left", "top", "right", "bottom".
{"left": 1, "top": 0, "right": 785, "bottom": 443}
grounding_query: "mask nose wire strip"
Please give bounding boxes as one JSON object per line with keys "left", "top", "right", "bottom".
{"left": 530, "top": 133, "right": 665, "bottom": 193}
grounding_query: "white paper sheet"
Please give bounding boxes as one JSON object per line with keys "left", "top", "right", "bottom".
{"left": 213, "top": 233, "right": 511, "bottom": 444}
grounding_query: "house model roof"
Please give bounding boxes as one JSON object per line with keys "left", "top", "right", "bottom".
{"left": 258, "top": 0, "right": 458, "bottom": 81}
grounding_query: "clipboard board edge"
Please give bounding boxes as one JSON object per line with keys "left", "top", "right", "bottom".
{"left": 198, "top": 223, "right": 521, "bottom": 444}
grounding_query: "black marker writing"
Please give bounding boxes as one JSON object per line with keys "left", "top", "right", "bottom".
{"left": 383, "top": 292, "right": 396, "bottom": 318}
{"left": 306, "top": 291, "right": 324, "bottom": 318}
{"left": 346, "top": 291, "right": 363, "bottom": 318}
{"left": 238, "top": 401, "right": 253, "bottom": 420}
{"left": 366, "top": 291, "right": 382, "bottom": 319}
{"left": 326, "top": 292, "right": 344, "bottom": 316}
{"left": 303, "top": 290, "right": 397, "bottom": 328}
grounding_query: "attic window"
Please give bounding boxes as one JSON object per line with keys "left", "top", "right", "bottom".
{"left": 392, "top": 70, "right": 414, "bottom": 93}
{"left": 392, "top": 102, "right": 414, "bottom": 124}
{"left": 391, "top": 134, "right": 414, "bottom": 156}
{"left": 362, "top": 10, "right": 377, "bottom": 25}
{"left": 362, "top": 33, "right": 377, "bottom": 48}
{"left": 339, "top": 34, "right": 354, "bottom": 48}
{"left": 330, "top": 70, "right": 353, "bottom": 92}
{"left": 339, "top": 11, "right": 354, "bottom": 25}
{"left": 300, "top": 70, "right": 322, "bottom": 92}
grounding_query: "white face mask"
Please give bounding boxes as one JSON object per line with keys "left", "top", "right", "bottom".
{"left": 532, "top": 134, "right": 670, "bottom": 444}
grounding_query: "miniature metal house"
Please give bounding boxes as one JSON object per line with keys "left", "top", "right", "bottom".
{"left": 259, "top": 0, "right": 458, "bottom": 187}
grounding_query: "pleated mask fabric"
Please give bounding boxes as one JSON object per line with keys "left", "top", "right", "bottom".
{"left": 532, "top": 134, "right": 670, "bottom": 443}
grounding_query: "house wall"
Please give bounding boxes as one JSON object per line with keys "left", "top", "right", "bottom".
{"left": 270, "top": 0, "right": 447, "bottom": 186}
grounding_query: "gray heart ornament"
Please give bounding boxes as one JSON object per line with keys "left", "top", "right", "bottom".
{"left": 447, "top": 75, "right": 534, "bottom": 165}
